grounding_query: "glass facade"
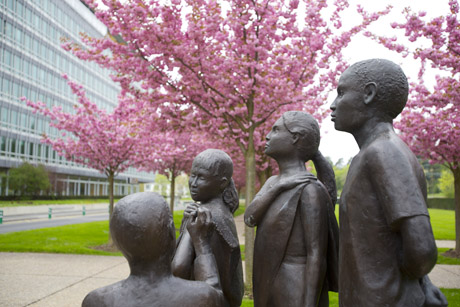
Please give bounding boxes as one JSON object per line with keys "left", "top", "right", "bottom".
{"left": 0, "top": 0, "right": 155, "bottom": 196}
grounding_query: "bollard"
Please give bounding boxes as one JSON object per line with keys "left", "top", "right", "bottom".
{"left": 48, "top": 208, "right": 52, "bottom": 219}
{"left": 0, "top": 210, "right": 3, "bottom": 224}
{"left": 82, "top": 206, "right": 86, "bottom": 216}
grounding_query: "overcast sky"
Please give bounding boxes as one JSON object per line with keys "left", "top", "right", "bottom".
{"left": 318, "top": 0, "right": 451, "bottom": 164}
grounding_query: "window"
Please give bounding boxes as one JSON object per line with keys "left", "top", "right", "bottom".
{"left": 10, "top": 138, "right": 16, "bottom": 154}
{"left": 4, "top": 21, "right": 13, "bottom": 39}
{"left": 19, "top": 140, "right": 25, "bottom": 155}
{"left": 10, "top": 109, "right": 17, "bottom": 126}
{"left": 1, "top": 106, "right": 8, "bottom": 124}
{"left": 2, "top": 77, "right": 10, "bottom": 93}
{"left": 0, "top": 136, "right": 6, "bottom": 155}
{"left": 16, "top": 1, "right": 24, "bottom": 17}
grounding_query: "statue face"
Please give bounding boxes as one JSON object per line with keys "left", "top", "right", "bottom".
{"left": 189, "top": 164, "right": 222, "bottom": 203}
{"left": 265, "top": 117, "right": 295, "bottom": 159}
{"left": 330, "top": 69, "right": 369, "bottom": 133}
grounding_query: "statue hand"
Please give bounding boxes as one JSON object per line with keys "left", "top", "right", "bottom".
{"left": 187, "top": 207, "right": 214, "bottom": 243}
{"left": 184, "top": 203, "right": 199, "bottom": 219}
{"left": 276, "top": 173, "right": 316, "bottom": 191}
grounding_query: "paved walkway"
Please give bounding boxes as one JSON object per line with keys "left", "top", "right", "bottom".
{"left": 0, "top": 215, "right": 459, "bottom": 306}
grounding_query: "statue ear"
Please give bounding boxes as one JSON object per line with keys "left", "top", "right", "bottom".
{"left": 291, "top": 133, "right": 300, "bottom": 144}
{"left": 364, "top": 82, "right": 377, "bottom": 105}
{"left": 220, "top": 177, "right": 229, "bottom": 191}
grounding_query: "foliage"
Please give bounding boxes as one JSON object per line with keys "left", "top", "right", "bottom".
{"left": 24, "top": 77, "right": 140, "bottom": 180}
{"left": 333, "top": 163, "right": 349, "bottom": 196}
{"left": 439, "top": 167, "right": 455, "bottom": 198}
{"left": 22, "top": 76, "right": 145, "bottom": 228}
{"left": 369, "top": 0, "right": 459, "bottom": 169}
{"left": 420, "top": 160, "right": 443, "bottom": 194}
{"left": 8, "top": 162, "right": 51, "bottom": 198}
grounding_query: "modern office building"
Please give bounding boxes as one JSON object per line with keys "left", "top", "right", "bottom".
{"left": 0, "top": 0, "right": 155, "bottom": 197}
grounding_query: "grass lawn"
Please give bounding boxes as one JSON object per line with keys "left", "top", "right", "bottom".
{"left": 0, "top": 221, "right": 120, "bottom": 255}
{"left": 241, "top": 289, "right": 460, "bottom": 307}
{"left": 333, "top": 207, "right": 454, "bottom": 241}
{"left": 429, "top": 209, "right": 455, "bottom": 240}
{"left": 0, "top": 210, "right": 185, "bottom": 255}
{"left": 438, "top": 248, "right": 460, "bottom": 265}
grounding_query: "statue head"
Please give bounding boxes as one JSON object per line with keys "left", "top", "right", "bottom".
{"left": 337, "top": 59, "right": 408, "bottom": 126}
{"left": 266, "top": 111, "right": 320, "bottom": 162}
{"left": 189, "top": 149, "right": 239, "bottom": 213}
{"left": 110, "top": 192, "right": 176, "bottom": 265}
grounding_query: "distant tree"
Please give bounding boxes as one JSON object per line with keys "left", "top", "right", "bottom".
{"left": 9, "top": 162, "right": 50, "bottom": 198}
{"left": 23, "top": 77, "right": 143, "bottom": 244}
{"left": 333, "top": 163, "right": 350, "bottom": 196}
{"left": 439, "top": 168, "right": 455, "bottom": 198}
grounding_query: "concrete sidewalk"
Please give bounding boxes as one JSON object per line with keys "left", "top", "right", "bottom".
{"left": 1, "top": 251, "right": 459, "bottom": 307}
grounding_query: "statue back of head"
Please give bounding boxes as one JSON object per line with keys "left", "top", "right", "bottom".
{"left": 347, "top": 58, "right": 409, "bottom": 120}
{"left": 282, "top": 111, "right": 320, "bottom": 162}
{"left": 110, "top": 192, "right": 176, "bottom": 264}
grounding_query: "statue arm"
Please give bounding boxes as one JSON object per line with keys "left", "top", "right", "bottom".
{"left": 368, "top": 144, "right": 437, "bottom": 279}
{"left": 245, "top": 174, "right": 315, "bottom": 227}
{"left": 244, "top": 176, "right": 279, "bottom": 227}
{"left": 399, "top": 215, "right": 437, "bottom": 279}
{"left": 171, "top": 229, "right": 195, "bottom": 279}
{"left": 300, "top": 185, "right": 328, "bottom": 307}
{"left": 188, "top": 208, "right": 222, "bottom": 291}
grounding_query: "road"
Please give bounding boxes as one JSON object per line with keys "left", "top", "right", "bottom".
{"left": 0, "top": 204, "right": 110, "bottom": 234}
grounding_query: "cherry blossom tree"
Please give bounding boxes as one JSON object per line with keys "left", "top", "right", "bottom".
{"left": 65, "top": 0, "right": 389, "bottom": 285}
{"left": 371, "top": 0, "right": 460, "bottom": 252}
{"left": 23, "top": 76, "right": 142, "bottom": 227}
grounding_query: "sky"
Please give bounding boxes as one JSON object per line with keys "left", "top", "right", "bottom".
{"left": 317, "top": 0, "right": 451, "bottom": 164}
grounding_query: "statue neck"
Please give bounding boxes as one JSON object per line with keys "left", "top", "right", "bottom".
{"left": 128, "top": 259, "right": 171, "bottom": 283}
{"left": 277, "top": 157, "right": 307, "bottom": 177}
{"left": 353, "top": 120, "right": 394, "bottom": 149}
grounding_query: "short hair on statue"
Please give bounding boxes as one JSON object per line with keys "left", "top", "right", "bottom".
{"left": 347, "top": 58, "right": 408, "bottom": 120}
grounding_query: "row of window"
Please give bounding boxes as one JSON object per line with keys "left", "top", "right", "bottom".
{"left": 1, "top": 74, "right": 78, "bottom": 115}
{"left": 0, "top": 133, "right": 157, "bottom": 183}
{"left": 0, "top": 20, "right": 118, "bottom": 105}
{"left": 1, "top": 0, "right": 98, "bottom": 41}
{"left": 0, "top": 135, "right": 66, "bottom": 164}
{"left": 0, "top": 104, "right": 60, "bottom": 137}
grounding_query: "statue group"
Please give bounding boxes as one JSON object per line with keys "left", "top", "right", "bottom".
{"left": 83, "top": 59, "right": 448, "bottom": 307}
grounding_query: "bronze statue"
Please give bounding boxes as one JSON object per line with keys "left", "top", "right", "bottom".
{"left": 331, "top": 58, "right": 447, "bottom": 306}
{"left": 245, "top": 111, "right": 339, "bottom": 307}
{"left": 82, "top": 192, "right": 225, "bottom": 307}
{"left": 172, "top": 149, "right": 244, "bottom": 307}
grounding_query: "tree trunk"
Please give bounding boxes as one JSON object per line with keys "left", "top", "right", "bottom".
{"left": 244, "top": 138, "right": 256, "bottom": 293}
{"left": 170, "top": 171, "right": 176, "bottom": 213}
{"left": 453, "top": 167, "right": 460, "bottom": 253}
{"left": 108, "top": 171, "right": 114, "bottom": 246}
